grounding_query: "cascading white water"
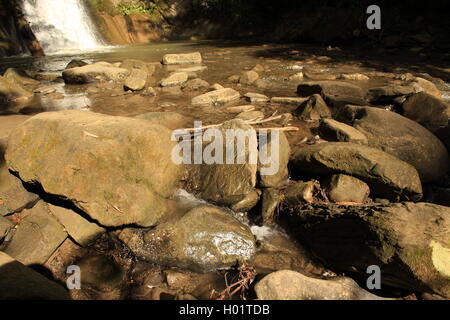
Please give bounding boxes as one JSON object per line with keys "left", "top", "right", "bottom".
{"left": 23, "top": 0, "right": 103, "bottom": 53}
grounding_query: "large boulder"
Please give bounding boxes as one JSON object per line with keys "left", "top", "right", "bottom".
{"left": 291, "top": 142, "right": 422, "bottom": 201}
{"left": 5, "top": 110, "right": 183, "bottom": 227}
{"left": 336, "top": 105, "right": 449, "bottom": 183}
{"left": 118, "top": 205, "right": 256, "bottom": 273}
{"left": 62, "top": 64, "right": 130, "bottom": 84}
{"left": 197, "top": 119, "right": 258, "bottom": 206}
{"left": 255, "top": 270, "right": 387, "bottom": 300}
{"left": 4, "top": 201, "right": 67, "bottom": 265}
{"left": 402, "top": 92, "right": 450, "bottom": 132}
{"left": 297, "top": 81, "right": 366, "bottom": 108}
{"left": 283, "top": 202, "right": 450, "bottom": 298}
{"left": 367, "top": 84, "right": 416, "bottom": 104}
{"left": 0, "top": 252, "right": 70, "bottom": 300}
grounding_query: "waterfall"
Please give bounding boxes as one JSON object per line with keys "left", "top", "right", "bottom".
{"left": 22, "top": 0, "right": 103, "bottom": 53}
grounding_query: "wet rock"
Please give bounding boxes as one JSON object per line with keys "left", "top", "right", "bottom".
{"left": 162, "top": 52, "right": 202, "bottom": 65}
{"left": 294, "top": 94, "right": 331, "bottom": 121}
{"left": 34, "top": 85, "right": 57, "bottom": 94}
{"left": 6, "top": 110, "right": 183, "bottom": 227}
{"left": 0, "top": 75, "right": 33, "bottom": 102}
{"left": 318, "top": 118, "right": 368, "bottom": 145}
{"left": 182, "top": 78, "right": 210, "bottom": 91}
{"left": 288, "top": 72, "right": 304, "bottom": 82}
{"left": 209, "top": 83, "right": 224, "bottom": 91}
{"left": 160, "top": 72, "right": 188, "bottom": 87}
{"left": 135, "top": 112, "right": 192, "bottom": 130}
{"left": 62, "top": 64, "right": 130, "bottom": 84}
{"left": 191, "top": 88, "right": 240, "bottom": 106}
{"left": 411, "top": 77, "right": 442, "bottom": 99}
{"left": 244, "top": 92, "right": 270, "bottom": 103}
{"left": 173, "top": 66, "right": 208, "bottom": 74}
{"left": 4, "top": 201, "right": 67, "bottom": 265}
{"left": 198, "top": 119, "right": 257, "bottom": 206}
{"left": 47, "top": 204, "right": 105, "bottom": 247}
{"left": 339, "top": 73, "right": 370, "bottom": 81}
{"left": 65, "top": 59, "right": 88, "bottom": 70}
{"left": 124, "top": 68, "right": 148, "bottom": 91}
{"left": 284, "top": 181, "right": 319, "bottom": 204}
{"left": 336, "top": 105, "right": 449, "bottom": 183}
{"left": 3, "top": 68, "right": 39, "bottom": 86}
{"left": 324, "top": 174, "right": 370, "bottom": 203}
{"left": 271, "top": 97, "right": 308, "bottom": 105}
{"left": 0, "top": 216, "right": 13, "bottom": 241}
{"left": 260, "top": 188, "right": 281, "bottom": 225}
{"left": 402, "top": 92, "right": 450, "bottom": 132}
{"left": 255, "top": 270, "right": 387, "bottom": 300}
{"left": 367, "top": 85, "right": 416, "bottom": 104}
{"left": 0, "top": 251, "right": 70, "bottom": 300}
{"left": 291, "top": 142, "right": 422, "bottom": 201}
{"left": 297, "top": 81, "right": 366, "bottom": 108}
{"left": 236, "top": 110, "right": 264, "bottom": 121}
{"left": 283, "top": 202, "right": 450, "bottom": 298}
{"left": 120, "top": 205, "right": 256, "bottom": 273}
{"left": 258, "top": 131, "right": 290, "bottom": 188}
{"left": 239, "top": 70, "right": 259, "bottom": 85}
{"left": 231, "top": 189, "right": 261, "bottom": 212}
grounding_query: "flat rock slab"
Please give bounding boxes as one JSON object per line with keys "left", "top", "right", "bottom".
{"left": 0, "top": 172, "right": 39, "bottom": 216}
{"left": 162, "top": 52, "right": 202, "bottom": 65}
{"left": 160, "top": 72, "right": 188, "bottom": 87}
{"left": 291, "top": 142, "right": 423, "bottom": 201}
{"left": 6, "top": 110, "right": 183, "bottom": 227}
{"left": 255, "top": 270, "right": 388, "bottom": 300}
{"left": 191, "top": 88, "right": 240, "bottom": 106}
{"left": 244, "top": 92, "right": 270, "bottom": 103}
{"left": 271, "top": 97, "right": 308, "bottom": 105}
{"left": 0, "top": 251, "right": 70, "bottom": 300}
{"left": 48, "top": 204, "right": 105, "bottom": 247}
{"left": 4, "top": 201, "right": 67, "bottom": 265}
{"left": 319, "top": 118, "right": 368, "bottom": 145}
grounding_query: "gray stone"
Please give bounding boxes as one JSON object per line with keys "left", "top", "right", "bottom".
{"left": 255, "top": 270, "right": 388, "bottom": 300}
{"left": 336, "top": 105, "right": 449, "bottom": 183}
{"left": 119, "top": 205, "right": 256, "bottom": 273}
{"left": 318, "top": 118, "right": 368, "bottom": 145}
{"left": 325, "top": 174, "right": 370, "bottom": 203}
{"left": 6, "top": 110, "right": 183, "bottom": 227}
{"left": 291, "top": 142, "right": 422, "bottom": 201}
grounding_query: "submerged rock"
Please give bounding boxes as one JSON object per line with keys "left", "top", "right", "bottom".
{"left": 291, "top": 142, "right": 422, "bottom": 201}
{"left": 336, "top": 105, "right": 449, "bottom": 183}
{"left": 6, "top": 110, "right": 183, "bottom": 227}
{"left": 255, "top": 270, "right": 387, "bottom": 300}
{"left": 283, "top": 202, "right": 450, "bottom": 298}
{"left": 119, "top": 205, "right": 256, "bottom": 273}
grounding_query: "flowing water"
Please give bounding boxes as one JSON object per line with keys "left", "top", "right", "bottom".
{"left": 22, "top": 0, "right": 104, "bottom": 53}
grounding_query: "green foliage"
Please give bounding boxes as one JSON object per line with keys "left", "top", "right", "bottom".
{"left": 116, "top": 1, "right": 157, "bottom": 16}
